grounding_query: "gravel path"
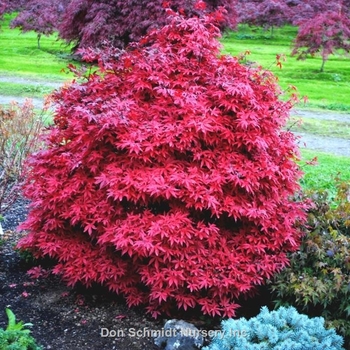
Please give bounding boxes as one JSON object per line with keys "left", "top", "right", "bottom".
{"left": 292, "top": 109, "right": 350, "bottom": 123}
{"left": 293, "top": 132, "right": 350, "bottom": 157}
{"left": 0, "top": 95, "right": 46, "bottom": 109}
{"left": 0, "top": 74, "right": 63, "bottom": 108}
{"left": 0, "top": 74, "right": 349, "bottom": 157}
{"left": 291, "top": 109, "right": 350, "bottom": 157}
{"left": 0, "top": 75, "right": 63, "bottom": 88}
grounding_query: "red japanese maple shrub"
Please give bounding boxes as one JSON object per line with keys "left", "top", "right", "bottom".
{"left": 17, "top": 11, "right": 306, "bottom": 318}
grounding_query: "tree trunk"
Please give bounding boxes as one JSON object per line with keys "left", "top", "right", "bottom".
{"left": 37, "top": 34, "right": 41, "bottom": 49}
{"left": 320, "top": 57, "right": 326, "bottom": 72}
{"left": 0, "top": 221, "right": 4, "bottom": 236}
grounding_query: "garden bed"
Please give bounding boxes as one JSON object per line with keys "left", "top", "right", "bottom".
{"left": 0, "top": 199, "right": 273, "bottom": 349}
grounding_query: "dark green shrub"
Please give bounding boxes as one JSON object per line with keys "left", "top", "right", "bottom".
{"left": 0, "top": 308, "right": 42, "bottom": 350}
{"left": 268, "top": 181, "right": 350, "bottom": 342}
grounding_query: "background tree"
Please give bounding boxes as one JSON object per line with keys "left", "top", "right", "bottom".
{"left": 237, "top": 0, "right": 292, "bottom": 36}
{"left": 292, "top": 10, "right": 350, "bottom": 72}
{"left": 58, "top": 0, "right": 237, "bottom": 50}
{"left": 289, "top": 0, "right": 347, "bottom": 25}
{"left": 236, "top": 0, "right": 350, "bottom": 30}
{"left": 0, "top": 0, "right": 5, "bottom": 12}
{"left": 3, "top": 0, "right": 25, "bottom": 12}
{"left": 342, "top": 0, "right": 350, "bottom": 16}
{"left": 11, "top": 0, "right": 70, "bottom": 49}
{"left": 0, "top": 0, "right": 7, "bottom": 23}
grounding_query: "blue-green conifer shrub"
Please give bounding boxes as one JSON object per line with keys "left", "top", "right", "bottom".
{"left": 203, "top": 306, "right": 344, "bottom": 350}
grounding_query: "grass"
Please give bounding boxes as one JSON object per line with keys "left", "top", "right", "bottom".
{"left": 299, "top": 149, "right": 350, "bottom": 194}
{"left": 221, "top": 25, "right": 350, "bottom": 112}
{"left": 0, "top": 14, "right": 75, "bottom": 88}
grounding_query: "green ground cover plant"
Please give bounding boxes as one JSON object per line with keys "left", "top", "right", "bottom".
{"left": 222, "top": 25, "right": 350, "bottom": 112}
{"left": 0, "top": 308, "right": 42, "bottom": 350}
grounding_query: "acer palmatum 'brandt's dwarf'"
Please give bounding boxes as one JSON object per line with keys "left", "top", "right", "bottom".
{"left": 17, "top": 10, "right": 306, "bottom": 318}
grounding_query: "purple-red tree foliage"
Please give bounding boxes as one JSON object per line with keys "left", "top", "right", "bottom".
{"left": 0, "top": 0, "right": 25, "bottom": 14}
{"left": 289, "top": 0, "right": 350, "bottom": 25}
{"left": 237, "top": 0, "right": 292, "bottom": 35}
{"left": 17, "top": 11, "right": 306, "bottom": 318}
{"left": 236, "top": 0, "right": 350, "bottom": 31}
{"left": 58, "top": 0, "right": 237, "bottom": 50}
{"left": 292, "top": 10, "right": 350, "bottom": 72}
{"left": 0, "top": 1, "right": 6, "bottom": 17}
{"left": 11, "top": 0, "right": 70, "bottom": 48}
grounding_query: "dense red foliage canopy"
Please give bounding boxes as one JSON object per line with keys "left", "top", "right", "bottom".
{"left": 18, "top": 12, "right": 306, "bottom": 318}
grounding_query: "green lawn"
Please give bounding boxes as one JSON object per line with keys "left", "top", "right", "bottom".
{"left": 299, "top": 149, "right": 350, "bottom": 194}
{"left": 221, "top": 25, "right": 350, "bottom": 112}
{"left": 0, "top": 14, "right": 74, "bottom": 86}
